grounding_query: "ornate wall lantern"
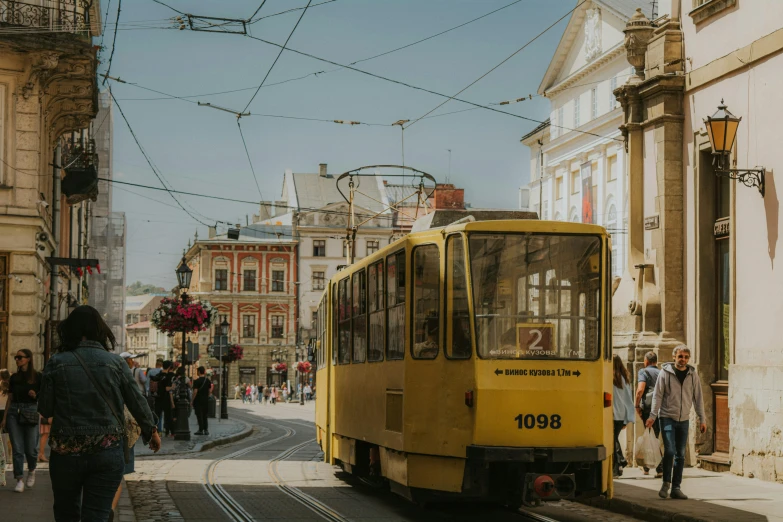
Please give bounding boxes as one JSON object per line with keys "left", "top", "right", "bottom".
{"left": 704, "top": 100, "right": 765, "bottom": 196}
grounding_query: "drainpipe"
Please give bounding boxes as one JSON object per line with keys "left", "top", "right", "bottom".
{"left": 48, "top": 144, "right": 62, "bottom": 325}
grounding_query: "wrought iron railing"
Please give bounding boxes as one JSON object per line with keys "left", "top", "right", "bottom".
{"left": 0, "top": 0, "right": 94, "bottom": 36}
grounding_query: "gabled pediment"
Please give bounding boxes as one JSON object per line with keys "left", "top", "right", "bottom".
{"left": 538, "top": 0, "right": 651, "bottom": 95}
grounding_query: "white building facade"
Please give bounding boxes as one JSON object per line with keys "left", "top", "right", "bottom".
{"left": 522, "top": 0, "right": 669, "bottom": 277}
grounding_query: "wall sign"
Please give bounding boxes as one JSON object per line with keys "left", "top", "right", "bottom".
{"left": 644, "top": 215, "right": 660, "bottom": 230}
{"left": 714, "top": 217, "right": 730, "bottom": 238}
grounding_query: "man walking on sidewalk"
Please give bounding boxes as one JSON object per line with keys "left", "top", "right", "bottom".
{"left": 646, "top": 345, "right": 706, "bottom": 500}
{"left": 636, "top": 351, "right": 663, "bottom": 477}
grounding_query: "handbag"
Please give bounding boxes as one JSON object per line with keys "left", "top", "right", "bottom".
{"left": 16, "top": 403, "right": 39, "bottom": 426}
{"left": 71, "top": 351, "right": 133, "bottom": 464}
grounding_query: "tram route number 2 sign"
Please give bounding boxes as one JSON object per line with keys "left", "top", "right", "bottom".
{"left": 516, "top": 323, "right": 554, "bottom": 355}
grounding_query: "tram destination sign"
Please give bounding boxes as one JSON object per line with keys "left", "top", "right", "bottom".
{"left": 494, "top": 368, "right": 581, "bottom": 377}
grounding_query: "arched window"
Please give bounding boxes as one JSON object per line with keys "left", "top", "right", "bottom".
{"left": 554, "top": 212, "right": 562, "bottom": 222}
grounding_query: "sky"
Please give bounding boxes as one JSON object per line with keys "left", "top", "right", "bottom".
{"left": 104, "top": 0, "right": 573, "bottom": 288}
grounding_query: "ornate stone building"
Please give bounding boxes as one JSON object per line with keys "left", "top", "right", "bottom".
{"left": 184, "top": 227, "right": 297, "bottom": 387}
{"left": 614, "top": 0, "right": 783, "bottom": 481}
{"left": 0, "top": 1, "right": 102, "bottom": 368}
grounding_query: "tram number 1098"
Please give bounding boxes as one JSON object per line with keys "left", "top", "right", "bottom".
{"left": 514, "top": 413, "right": 562, "bottom": 430}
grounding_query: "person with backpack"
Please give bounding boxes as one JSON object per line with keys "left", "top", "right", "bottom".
{"left": 635, "top": 351, "right": 664, "bottom": 477}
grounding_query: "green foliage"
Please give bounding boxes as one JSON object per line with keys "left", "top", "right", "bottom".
{"left": 126, "top": 281, "right": 167, "bottom": 296}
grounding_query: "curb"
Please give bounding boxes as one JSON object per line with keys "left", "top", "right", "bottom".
{"left": 136, "top": 419, "right": 254, "bottom": 458}
{"left": 194, "top": 422, "right": 254, "bottom": 453}
{"left": 578, "top": 495, "right": 712, "bottom": 522}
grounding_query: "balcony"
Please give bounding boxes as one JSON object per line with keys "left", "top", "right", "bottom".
{"left": 0, "top": 0, "right": 95, "bottom": 37}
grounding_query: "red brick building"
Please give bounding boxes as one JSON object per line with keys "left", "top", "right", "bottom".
{"left": 184, "top": 225, "right": 297, "bottom": 387}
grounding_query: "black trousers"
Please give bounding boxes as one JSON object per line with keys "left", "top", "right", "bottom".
{"left": 194, "top": 401, "right": 209, "bottom": 432}
{"left": 155, "top": 399, "right": 173, "bottom": 435}
{"left": 613, "top": 420, "right": 627, "bottom": 473}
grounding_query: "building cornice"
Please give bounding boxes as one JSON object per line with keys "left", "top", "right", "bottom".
{"left": 544, "top": 45, "right": 626, "bottom": 98}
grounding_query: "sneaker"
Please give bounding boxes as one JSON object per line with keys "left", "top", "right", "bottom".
{"left": 203, "top": 430, "right": 209, "bottom": 436}
{"left": 194, "top": 431, "right": 204, "bottom": 435}
{"left": 659, "top": 481, "right": 670, "bottom": 499}
{"left": 26, "top": 470, "right": 35, "bottom": 488}
{"left": 14, "top": 479, "right": 24, "bottom": 493}
{"left": 643, "top": 467, "right": 650, "bottom": 476}
{"left": 670, "top": 488, "right": 688, "bottom": 500}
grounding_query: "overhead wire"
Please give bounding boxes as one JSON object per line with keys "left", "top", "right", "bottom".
{"left": 249, "top": 0, "right": 336, "bottom": 23}
{"left": 243, "top": 33, "right": 623, "bottom": 142}
{"left": 108, "top": 88, "right": 214, "bottom": 227}
{"left": 247, "top": 0, "right": 268, "bottom": 21}
{"left": 406, "top": 0, "right": 587, "bottom": 129}
{"left": 102, "top": 0, "right": 123, "bottom": 85}
{"left": 242, "top": 0, "right": 313, "bottom": 113}
{"left": 236, "top": 119, "right": 264, "bottom": 200}
{"left": 349, "top": 0, "right": 525, "bottom": 66}
{"left": 100, "top": 177, "right": 396, "bottom": 223}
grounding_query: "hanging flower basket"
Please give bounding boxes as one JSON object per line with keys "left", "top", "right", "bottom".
{"left": 272, "top": 362, "right": 288, "bottom": 373}
{"left": 151, "top": 297, "right": 217, "bottom": 336}
{"left": 221, "top": 344, "right": 243, "bottom": 363}
{"left": 296, "top": 361, "right": 312, "bottom": 374}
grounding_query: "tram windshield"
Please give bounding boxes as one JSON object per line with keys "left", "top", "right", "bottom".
{"left": 468, "top": 233, "right": 602, "bottom": 360}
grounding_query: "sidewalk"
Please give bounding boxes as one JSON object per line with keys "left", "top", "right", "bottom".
{"left": 581, "top": 466, "right": 783, "bottom": 522}
{"left": 135, "top": 411, "right": 251, "bottom": 456}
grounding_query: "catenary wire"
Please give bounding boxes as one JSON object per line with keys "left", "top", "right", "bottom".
{"left": 237, "top": 119, "right": 264, "bottom": 200}
{"left": 102, "top": 0, "right": 122, "bottom": 85}
{"left": 99, "top": 0, "right": 113, "bottom": 49}
{"left": 349, "top": 0, "right": 525, "bottom": 66}
{"left": 247, "top": 0, "right": 268, "bottom": 21}
{"left": 242, "top": 0, "right": 313, "bottom": 113}
{"left": 250, "top": 0, "right": 336, "bottom": 23}
{"left": 99, "top": 177, "right": 397, "bottom": 223}
{"left": 117, "top": 0, "right": 526, "bottom": 105}
{"left": 108, "top": 89, "right": 214, "bottom": 226}
{"left": 407, "top": 0, "right": 586, "bottom": 129}
{"left": 243, "top": 33, "right": 623, "bottom": 142}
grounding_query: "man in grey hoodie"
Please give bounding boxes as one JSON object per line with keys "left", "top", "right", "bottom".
{"left": 646, "top": 345, "right": 706, "bottom": 500}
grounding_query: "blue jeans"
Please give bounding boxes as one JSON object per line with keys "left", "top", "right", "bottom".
{"left": 6, "top": 405, "right": 40, "bottom": 479}
{"left": 660, "top": 417, "right": 689, "bottom": 489}
{"left": 50, "top": 445, "right": 125, "bottom": 522}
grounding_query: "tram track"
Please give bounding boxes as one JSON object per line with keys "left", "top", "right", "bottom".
{"left": 200, "top": 409, "right": 565, "bottom": 522}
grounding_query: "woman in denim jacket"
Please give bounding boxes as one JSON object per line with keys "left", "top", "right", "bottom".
{"left": 38, "top": 306, "right": 161, "bottom": 522}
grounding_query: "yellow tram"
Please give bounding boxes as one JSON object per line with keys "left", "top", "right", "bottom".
{"left": 314, "top": 219, "right": 614, "bottom": 506}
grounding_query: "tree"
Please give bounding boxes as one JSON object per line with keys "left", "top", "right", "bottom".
{"left": 126, "top": 281, "right": 167, "bottom": 296}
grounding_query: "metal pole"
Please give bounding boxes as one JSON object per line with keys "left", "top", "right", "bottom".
{"left": 220, "top": 337, "right": 228, "bottom": 419}
{"left": 174, "top": 293, "right": 191, "bottom": 440}
{"left": 48, "top": 144, "right": 62, "bottom": 344}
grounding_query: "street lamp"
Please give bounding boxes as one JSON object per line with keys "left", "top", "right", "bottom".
{"left": 173, "top": 256, "right": 193, "bottom": 441}
{"left": 704, "top": 99, "right": 765, "bottom": 196}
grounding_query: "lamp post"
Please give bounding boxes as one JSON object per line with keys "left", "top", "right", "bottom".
{"left": 174, "top": 256, "right": 193, "bottom": 441}
{"left": 219, "top": 318, "right": 229, "bottom": 420}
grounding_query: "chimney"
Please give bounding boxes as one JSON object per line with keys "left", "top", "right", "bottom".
{"left": 208, "top": 226, "right": 217, "bottom": 239}
{"left": 432, "top": 183, "right": 465, "bottom": 210}
{"left": 319, "top": 163, "right": 327, "bottom": 177}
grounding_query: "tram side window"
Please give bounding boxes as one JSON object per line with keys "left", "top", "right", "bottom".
{"left": 446, "top": 236, "right": 471, "bottom": 359}
{"left": 332, "top": 283, "right": 338, "bottom": 366}
{"left": 337, "top": 279, "right": 351, "bottom": 364}
{"left": 367, "top": 260, "right": 384, "bottom": 362}
{"left": 386, "top": 251, "right": 406, "bottom": 360}
{"left": 412, "top": 245, "right": 440, "bottom": 359}
{"left": 352, "top": 270, "right": 367, "bottom": 363}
